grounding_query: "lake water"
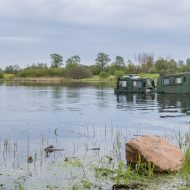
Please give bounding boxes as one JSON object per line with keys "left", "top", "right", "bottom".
{"left": 1, "top": 82, "right": 190, "bottom": 139}
{"left": 0, "top": 82, "right": 190, "bottom": 189}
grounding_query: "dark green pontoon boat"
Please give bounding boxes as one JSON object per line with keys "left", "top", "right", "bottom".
{"left": 157, "top": 73, "right": 190, "bottom": 94}
{"left": 114, "top": 75, "right": 155, "bottom": 93}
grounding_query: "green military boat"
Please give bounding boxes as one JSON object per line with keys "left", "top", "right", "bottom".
{"left": 157, "top": 73, "right": 190, "bottom": 94}
{"left": 114, "top": 75, "right": 155, "bottom": 93}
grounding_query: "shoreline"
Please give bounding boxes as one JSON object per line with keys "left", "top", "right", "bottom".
{"left": 3, "top": 76, "right": 116, "bottom": 84}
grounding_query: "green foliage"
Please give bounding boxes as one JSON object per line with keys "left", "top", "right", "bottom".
{"left": 155, "top": 58, "right": 177, "bottom": 74}
{"left": 94, "top": 167, "right": 114, "bottom": 178}
{"left": 26, "top": 63, "right": 48, "bottom": 69}
{"left": 71, "top": 184, "right": 79, "bottom": 190}
{"left": 65, "top": 55, "right": 92, "bottom": 79}
{"left": 5, "top": 65, "right": 21, "bottom": 74}
{"left": 81, "top": 177, "right": 93, "bottom": 189}
{"left": 66, "top": 55, "right": 80, "bottom": 66}
{"left": 148, "top": 65, "right": 156, "bottom": 74}
{"left": 135, "top": 155, "right": 154, "bottom": 178}
{"left": 114, "top": 161, "right": 133, "bottom": 185}
{"left": 126, "top": 60, "right": 141, "bottom": 74}
{"left": 17, "top": 68, "right": 65, "bottom": 78}
{"left": 9, "top": 52, "right": 190, "bottom": 79}
{"left": 66, "top": 65, "right": 92, "bottom": 79}
{"left": 88, "top": 65, "right": 100, "bottom": 75}
{"left": 111, "top": 56, "right": 126, "bottom": 71}
{"left": 138, "top": 73, "right": 159, "bottom": 79}
{"left": 99, "top": 71, "right": 109, "bottom": 78}
{"left": 95, "top": 52, "right": 111, "bottom": 71}
{"left": 115, "top": 161, "right": 125, "bottom": 184}
{"left": 181, "top": 147, "right": 190, "bottom": 174}
{"left": 114, "top": 70, "right": 124, "bottom": 79}
{"left": 17, "top": 183, "right": 25, "bottom": 190}
{"left": 50, "top": 53, "right": 63, "bottom": 68}
{"left": 0, "top": 71, "right": 4, "bottom": 79}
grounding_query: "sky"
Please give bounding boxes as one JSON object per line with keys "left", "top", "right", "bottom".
{"left": 1, "top": 0, "right": 190, "bottom": 68}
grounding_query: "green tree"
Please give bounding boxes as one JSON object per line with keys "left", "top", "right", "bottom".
{"left": 186, "top": 58, "right": 190, "bottom": 65}
{"left": 66, "top": 55, "right": 80, "bottom": 69}
{"left": 114, "top": 70, "right": 124, "bottom": 78}
{"left": 113, "top": 56, "right": 125, "bottom": 69}
{"left": 126, "top": 60, "right": 140, "bottom": 74}
{"left": 155, "top": 58, "right": 177, "bottom": 74}
{"left": 5, "top": 65, "right": 21, "bottom": 74}
{"left": 50, "top": 53, "right": 63, "bottom": 68}
{"left": 155, "top": 58, "right": 168, "bottom": 73}
{"left": 27, "top": 63, "right": 48, "bottom": 69}
{"left": 95, "top": 52, "right": 111, "bottom": 71}
{"left": 88, "top": 65, "right": 100, "bottom": 75}
{"left": 180, "top": 58, "right": 190, "bottom": 72}
{"left": 168, "top": 59, "right": 177, "bottom": 73}
{"left": 67, "top": 65, "right": 92, "bottom": 79}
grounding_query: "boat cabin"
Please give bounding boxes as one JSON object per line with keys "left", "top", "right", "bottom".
{"left": 157, "top": 73, "right": 190, "bottom": 94}
{"left": 114, "top": 75, "right": 155, "bottom": 93}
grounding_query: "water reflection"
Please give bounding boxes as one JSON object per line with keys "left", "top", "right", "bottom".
{"left": 158, "top": 94, "right": 190, "bottom": 117}
{"left": 116, "top": 93, "right": 190, "bottom": 118}
{"left": 116, "top": 93, "right": 155, "bottom": 103}
{"left": 2, "top": 82, "right": 190, "bottom": 189}
{"left": 116, "top": 93, "right": 156, "bottom": 112}
{"left": 5, "top": 81, "right": 115, "bottom": 89}
{"left": 1, "top": 82, "right": 190, "bottom": 140}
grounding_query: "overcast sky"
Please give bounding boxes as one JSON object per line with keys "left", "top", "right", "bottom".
{"left": 1, "top": 0, "right": 190, "bottom": 68}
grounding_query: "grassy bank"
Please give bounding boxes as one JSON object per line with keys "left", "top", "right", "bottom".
{"left": 5, "top": 75, "right": 116, "bottom": 84}
{"left": 3, "top": 73, "right": 159, "bottom": 84}
{"left": 138, "top": 73, "right": 160, "bottom": 79}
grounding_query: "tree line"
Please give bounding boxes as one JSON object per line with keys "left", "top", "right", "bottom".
{"left": 1, "top": 52, "right": 190, "bottom": 79}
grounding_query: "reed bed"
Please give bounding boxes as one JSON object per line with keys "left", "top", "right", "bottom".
{"left": 0, "top": 126, "right": 190, "bottom": 189}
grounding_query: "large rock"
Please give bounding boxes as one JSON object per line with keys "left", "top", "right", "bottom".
{"left": 126, "top": 135, "right": 184, "bottom": 172}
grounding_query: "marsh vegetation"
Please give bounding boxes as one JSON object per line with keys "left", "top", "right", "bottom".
{"left": 0, "top": 83, "right": 190, "bottom": 189}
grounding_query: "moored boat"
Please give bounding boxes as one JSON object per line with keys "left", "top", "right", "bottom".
{"left": 114, "top": 75, "right": 155, "bottom": 94}
{"left": 157, "top": 73, "right": 190, "bottom": 94}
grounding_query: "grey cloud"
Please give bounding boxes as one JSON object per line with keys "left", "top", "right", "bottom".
{"left": 0, "top": 0, "right": 190, "bottom": 67}
{"left": 1, "top": 0, "right": 190, "bottom": 28}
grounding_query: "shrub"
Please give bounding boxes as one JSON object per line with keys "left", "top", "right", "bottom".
{"left": 99, "top": 71, "right": 109, "bottom": 78}
{"left": 0, "top": 71, "right": 4, "bottom": 79}
{"left": 114, "top": 70, "right": 124, "bottom": 79}
{"left": 66, "top": 66, "right": 92, "bottom": 79}
{"left": 17, "top": 68, "right": 65, "bottom": 78}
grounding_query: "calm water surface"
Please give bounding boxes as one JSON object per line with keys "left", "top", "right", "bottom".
{"left": 1, "top": 82, "right": 190, "bottom": 140}
{"left": 0, "top": 82, "right": 190, "bottom": 189}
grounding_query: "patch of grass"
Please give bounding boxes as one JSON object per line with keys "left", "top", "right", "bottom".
{"left": 181, "top": 147, "right": 190, "bottom": 175}
{"left": 71, "top": 184, "right": 79, "bottom": 190}
{"left": 4, "top": 74, "right": 15, "bottom": 79}
{"left": 138, "top": 73, "right": 160, "bottom": 79}
{"left": 79, "top": 75, "right": 116, "bottom": 82}
{"left": 135, "top": 155, "right": 154, "bottom": 178}
{"left": 94, "top": 167, "right": 114, "bottom": 178}
{"left": 56, "top": 158, "right": 83, "bottom": 169}
{"left": 81, "top": 177, "right": 93, "bottom": 189}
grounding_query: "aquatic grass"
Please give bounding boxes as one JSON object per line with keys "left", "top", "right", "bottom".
{"left": 181, "top": 147, "right": 190, "bottom": 174}
{"left": 2, "top": 126, "right": 190, "bottom": 189}
{"left": 135, "top": 155, "right": 154, "bottom": 178}
{"left": 71, "top": 184, "right": 80, "bottom": 190}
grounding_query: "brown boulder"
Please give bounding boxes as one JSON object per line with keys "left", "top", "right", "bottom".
{"left": 126, "top": 135, "right": 184, "bottom": 172}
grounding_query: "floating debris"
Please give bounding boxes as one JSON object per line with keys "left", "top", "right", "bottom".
{"left": 44, "top": 145, "right": 64, "bottom": 157}
{"left": 112, "top": 183, "right": 146, "bottom": 190}
{"left": 27, "top": 156, "right": 33, "bottom": 164}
